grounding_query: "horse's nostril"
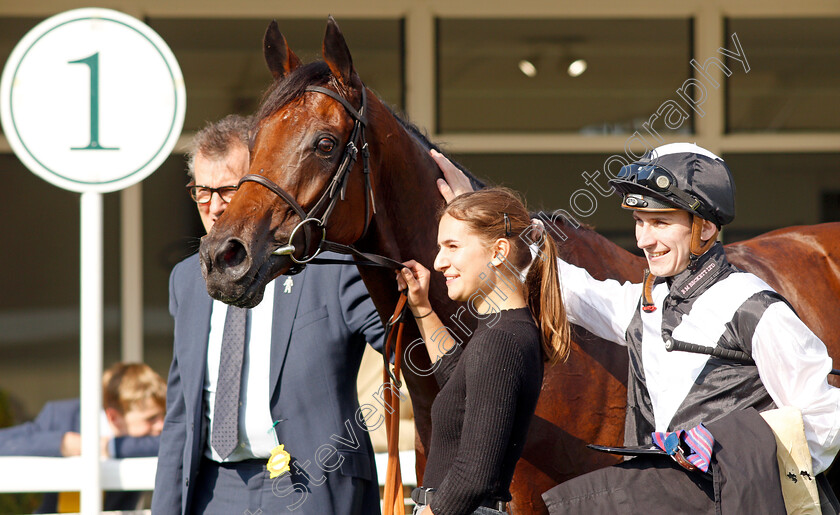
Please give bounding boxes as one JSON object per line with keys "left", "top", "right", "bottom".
{"left": 215, "top": 239, "right": 248, "bottom": 271}
{"left": 222, "top": 246, "right": 239, "bottom": 264}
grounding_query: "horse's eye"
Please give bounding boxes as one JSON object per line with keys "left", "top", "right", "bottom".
{"left": 317, "top": 137, "right": 336, "bottom": 154}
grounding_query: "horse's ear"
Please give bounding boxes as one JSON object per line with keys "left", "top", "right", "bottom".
{"left": 322, "top": 16, "right": 358, "bottom": 88}
{"left": 264, "top": 20, "right": 301, "bottom": 80}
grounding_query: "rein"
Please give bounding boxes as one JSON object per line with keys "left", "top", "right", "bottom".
{"left": 382, "top": 294, "right": 409, "bottom": 515}
{"left": 240, "top": 83, "right": 409, "bottom": 513}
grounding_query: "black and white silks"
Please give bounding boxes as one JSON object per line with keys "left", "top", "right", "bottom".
{"left": 557, "top": 243, "right": 840, "bottom": 473}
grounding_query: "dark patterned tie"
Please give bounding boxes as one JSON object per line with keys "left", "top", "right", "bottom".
{"left": 211, "top": 305, "right": 248, "bottom": 460}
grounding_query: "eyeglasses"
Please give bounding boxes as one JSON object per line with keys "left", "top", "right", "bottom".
{"left": 186, "top": 184, "right": 239, "bottom": 204}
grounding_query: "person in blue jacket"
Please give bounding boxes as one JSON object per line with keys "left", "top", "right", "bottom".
{"left": 0, "top": 361, "right": 166, "bottom": 512}
{"left": 153, "top": 115, "right": 386, "bottom": 515}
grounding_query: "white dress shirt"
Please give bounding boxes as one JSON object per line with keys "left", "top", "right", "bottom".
{"left": 556, "top": 257, "right": 840, "bottom": 473}
{"left": 204, "top": 280, "right": 278, "bottom": 461}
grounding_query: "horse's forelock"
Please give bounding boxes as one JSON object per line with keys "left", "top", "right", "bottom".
{"left": 256, "top": 61, "right": 333, "bottom": 122}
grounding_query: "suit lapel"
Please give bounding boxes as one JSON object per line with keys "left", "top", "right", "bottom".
{"left": 269, "top": 270, "right": 308, "bottom": 400}
{"left": 182, "top": 258, "right": 212, "bottom": 422}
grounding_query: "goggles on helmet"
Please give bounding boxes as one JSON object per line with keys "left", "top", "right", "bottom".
{"left": 615, "top": 162, "right": 706, "bottom": 217}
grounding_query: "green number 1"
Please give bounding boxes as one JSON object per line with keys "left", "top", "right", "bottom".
{"left": 69, "top": 52, "right": 118, "bottom": 151}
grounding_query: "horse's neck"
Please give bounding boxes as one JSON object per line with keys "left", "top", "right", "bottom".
{"left": 351, "top": 101, "right": 450, "bottom": 433}
{"left": 354, "top": 102, "right": 467, "bottom": 330}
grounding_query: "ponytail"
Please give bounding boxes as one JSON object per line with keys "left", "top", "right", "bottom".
{"left": 444, "top": 188, "right": 571, "bottom": 363}
{"left": 525, "top": 222, "right": 571, "bottom": 364}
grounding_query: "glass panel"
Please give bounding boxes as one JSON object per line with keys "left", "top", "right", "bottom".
{"left": 0, "top": 152, "right": 195, "bottom": 413}
{"left": 448, "top": 152, "right": 638, "bottom": 252}
{"left": 438, "top": 18, "right": 692, "bottom": 134}
{"left": 0, "top": 17, "right": 42, "bottom": 137}
{"left": 0, "top": 154, "right": 113, "bottom": 413}
{"left": 722, "top": 153, "right": 840, "bottom": 242}
{"left": 822, "top": 191, "right": 840, "bottom": 223}
{"left": 147, "top": 18, "right": 404, "bottom": 132}
{"left": 726, "top": 19, "right": 840, "bottom": 132}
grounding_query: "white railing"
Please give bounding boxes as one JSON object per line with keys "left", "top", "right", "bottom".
{"left": 0, "top": 451, "right": 417, "bottom": 510}
{"left": 0, "top": 457, "right": 157, "bottom": 492}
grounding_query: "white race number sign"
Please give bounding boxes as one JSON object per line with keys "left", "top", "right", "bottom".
{"left": 0, "top": 8, "right": 186, "bottom": 192}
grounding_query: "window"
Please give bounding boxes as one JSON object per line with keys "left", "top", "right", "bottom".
{"left": 438, "top": 18, "right": 692, "bottom": 134}
{"left": 722, "top": 153, "right": 840, "bottom": 241}
{"left": 0, "top": 17, "right": 42, "bottom": 137}
{"left": 821, "top": 191, "right": 840, "bottom": 223}
{"left": 726, "top": 19, "right": 840, "bottom": 132}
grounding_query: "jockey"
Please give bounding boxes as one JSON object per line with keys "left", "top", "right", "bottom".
{"left": 541, "top": 142, "right": 840, "bottom": 513}
{"left": 431, "top": 142, "right": 840, "bottom": 514}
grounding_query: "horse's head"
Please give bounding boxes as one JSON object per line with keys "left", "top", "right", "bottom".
{"left": 200, "top": 17, "right": 375, "bottom": 307}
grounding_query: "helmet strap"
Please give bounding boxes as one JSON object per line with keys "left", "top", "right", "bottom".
{"left": 641, "top": 269, "right": 657, "bottom": 313}
{"left": 689, "top": 215, "right": 718, "bottom": 262}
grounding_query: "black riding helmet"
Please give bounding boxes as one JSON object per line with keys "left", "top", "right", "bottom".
{"left": 609, "top": 143, "right": 735, "bottom": 228}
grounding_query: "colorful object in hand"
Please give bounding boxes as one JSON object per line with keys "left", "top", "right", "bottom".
{"left": 652, "top": 423, "right": 714, "bottom": 473}
{"left": 267, "top": 444, "right": 292, "bottom": 479}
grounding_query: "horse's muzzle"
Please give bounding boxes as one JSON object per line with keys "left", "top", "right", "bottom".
{"left": 199, "top": 236, "right": 258, "bottom": 303}
{"left": 204, "top": 237, "right": 250, "bottom": 276}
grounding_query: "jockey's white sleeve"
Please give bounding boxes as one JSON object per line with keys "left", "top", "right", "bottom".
{"left": 555, "top": 258, "right": 642, "bottom": 347}
{"left": 751, "top": 302, "right": 840, "bottom": 474}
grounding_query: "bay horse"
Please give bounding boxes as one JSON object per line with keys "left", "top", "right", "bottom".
{"left": 199, "top": 17, "right": 840, "bottom": 512}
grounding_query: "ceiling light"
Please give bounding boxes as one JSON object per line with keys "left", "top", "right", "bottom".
{"left": 518, "top": 59, "right": 538, "bottom": 78}
{"left": 567, "top": 58, "right": 588, "bottom": 77}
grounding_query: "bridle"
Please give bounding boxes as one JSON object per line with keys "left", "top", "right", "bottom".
{"left": 239, "top": 82, "right": 412, "bottom": 515}
{"left": 238, "top": 83, "right": 395, "bottom": 273}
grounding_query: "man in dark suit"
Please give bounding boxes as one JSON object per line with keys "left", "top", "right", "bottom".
{"left": 0, "top": 362, "right": 165, "bottom": 512}
{"left": 152, "top": 115, "right": 386, "bottom": 515}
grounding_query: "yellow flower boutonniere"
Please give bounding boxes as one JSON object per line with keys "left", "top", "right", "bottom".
{"left": 267, "top": 444, "right": 291, "bottom": 479}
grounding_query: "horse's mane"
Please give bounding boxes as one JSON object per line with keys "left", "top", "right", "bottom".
{"left": 385, "top": 105, "right": 486, "bottom": 192}
{"left": 255, "top": 60, "right": 486, "bottom": 192}
{"left": 386, "top": 111, "right": 587, "bottom": 239}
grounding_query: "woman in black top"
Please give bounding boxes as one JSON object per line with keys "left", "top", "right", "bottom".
{"left": 396, "top": 187, "right": 570, "bottom": 515}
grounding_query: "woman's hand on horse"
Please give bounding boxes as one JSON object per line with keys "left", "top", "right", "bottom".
{"left": 396, "top": 260, "right": 433, "bottom": 315}
{"left": 431, "top": 149, "right": 474, "bottom": 203}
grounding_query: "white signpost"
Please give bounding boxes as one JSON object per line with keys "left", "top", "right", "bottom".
{"left": 0, "top": 8, "right": 185, "bottom": 513}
